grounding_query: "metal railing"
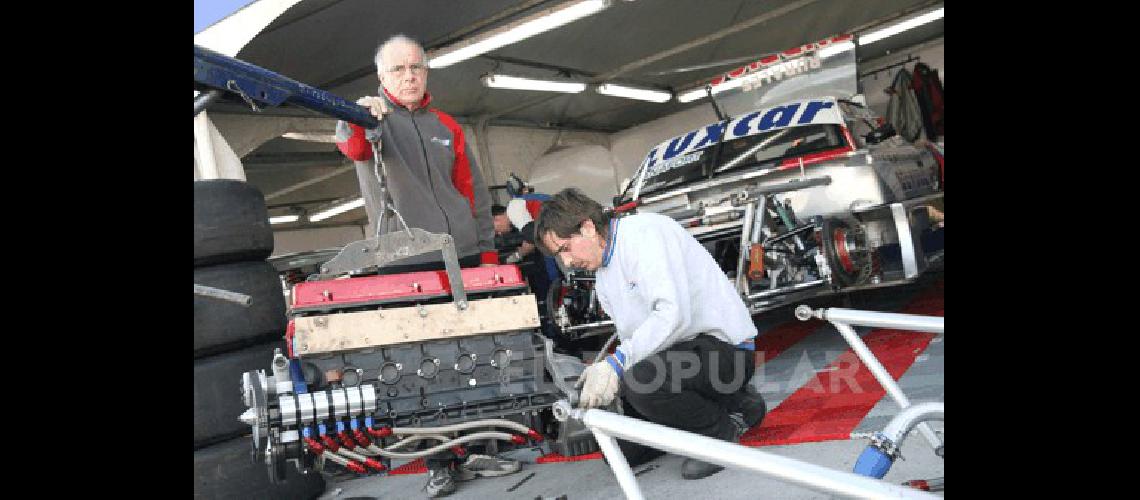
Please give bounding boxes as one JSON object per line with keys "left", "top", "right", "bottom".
{"left": 551, "top": 400, "right": 937, "bottom": 499}
{"left": 548, "top": 304, "right": 943, "bottom": 499}
{"left": 795, "top": 305, "right": 944, "bottom": 451}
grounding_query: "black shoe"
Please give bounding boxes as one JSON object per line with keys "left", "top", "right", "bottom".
{"left": 454, "top": 454, "right": 521, "bottom": 481}
{"left": 681, "top": 457, "right": 725, "bottom": 480}
{"left": 732, "top": 384, "right": 768, "bottom": 428}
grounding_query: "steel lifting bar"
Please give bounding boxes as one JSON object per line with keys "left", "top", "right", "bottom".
{"left": 193, "top": 44, "right": 380, "bottom": 129}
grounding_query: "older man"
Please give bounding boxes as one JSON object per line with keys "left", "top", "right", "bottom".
{"left": 334, "top": 35, "right": 515, "bottom": 497}
{"left": 536, "top": 188, "right": 767, "bottom": 480}
{"left": 335, "top": 34, "right": 497, "bottom": 273}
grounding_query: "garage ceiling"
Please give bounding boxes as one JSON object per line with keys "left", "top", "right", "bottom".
{"left": 202, "top": 0, "right": 943, "bottom": 227}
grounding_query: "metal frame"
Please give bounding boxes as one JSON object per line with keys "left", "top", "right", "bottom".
{"left": 551, "top": 400, "right": 937, "bottom": 500}
{"left": 795, "top": 305, "right": 943, "bottom": 450}
{"left": 890, "top": 203, "right": 922, "bottom": 279}
{"left": 730, "top": 176, "right": 832, "bottom": 297}
{"left": 547, "top": 304, "right": 943, "bottom": 499}
{"left": 314, "top": 228, "right": 470, "bottom": 309}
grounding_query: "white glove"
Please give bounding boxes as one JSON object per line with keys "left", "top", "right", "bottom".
{"left": 505, "top": 251, "right": 522, "bottom": 264}
{"left": 576, "top": 360, "right": 620, "bottom": 409}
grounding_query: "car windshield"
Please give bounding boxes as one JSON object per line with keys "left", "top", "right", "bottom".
{"left": 637, "top": 123, "right": 847, "bottom": 195}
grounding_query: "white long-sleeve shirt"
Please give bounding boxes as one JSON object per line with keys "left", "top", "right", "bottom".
{"left": 596, "top": 212, "right": 757, "bottom": 370}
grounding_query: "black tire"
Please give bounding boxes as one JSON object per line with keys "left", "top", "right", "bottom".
{"left": 195, "top": 260, "right": 287, "bottom": 358}
{"left": 195, "top": 180, "right": 274, "bottom": 266}
{"left": 194, "top": 436, "right": 326, "bottom": 500}
{"left": 194, "top": 340, "right": 285, "bottom": 448}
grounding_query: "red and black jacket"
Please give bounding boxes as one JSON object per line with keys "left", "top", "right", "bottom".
{"left": 335, "top": 89, "right": 496, "bottom": 265}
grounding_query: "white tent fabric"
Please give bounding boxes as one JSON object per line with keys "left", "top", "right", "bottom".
{"left": 194, "top": 0, "right": 304, "bottom": 57}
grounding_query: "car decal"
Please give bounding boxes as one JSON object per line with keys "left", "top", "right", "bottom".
{"left": 641, "top": 97, "right": 845, "bottom": 174}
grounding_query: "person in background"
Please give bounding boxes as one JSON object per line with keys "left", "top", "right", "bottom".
{"left": 492, "top": 204, "right": 513, "bottom": 237}
{"left": 492, "top": 203, "right": 526, "bottom": 263}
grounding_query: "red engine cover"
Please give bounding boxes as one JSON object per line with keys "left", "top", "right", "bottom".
{"left": 291, "top": 264, "right": 528, "bottom": 311}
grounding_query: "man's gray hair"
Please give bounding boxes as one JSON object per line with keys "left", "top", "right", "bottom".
{"left": 374, "top": 34, "right": 428, "bottom": 72}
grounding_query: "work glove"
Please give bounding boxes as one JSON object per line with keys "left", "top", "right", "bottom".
{"left": 576, "top": 359, "right": 620, "bottom": 409}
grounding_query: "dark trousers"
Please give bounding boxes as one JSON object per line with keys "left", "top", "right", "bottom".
{"left": 615, "top": 335, "right": 757, "bottom": 467}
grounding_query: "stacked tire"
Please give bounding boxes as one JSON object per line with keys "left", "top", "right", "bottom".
{"left": 194, "top": 180, "right": 325, "bottom": 499}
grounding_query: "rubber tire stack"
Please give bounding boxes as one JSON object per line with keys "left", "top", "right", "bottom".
{"left": 193, "top": 180, "right": 325, "bottom": 499}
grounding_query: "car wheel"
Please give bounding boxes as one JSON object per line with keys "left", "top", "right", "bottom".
{"left": 194, "top": 340, "right": 286, "bottom": 448}
{"left": 195, "top": 260, "right": 287, "bottom": 358}
{"left": 195, "top": 179, "right": 274, "bottom": 267}
{"left": 194, "top": 436, "right": 326, "bottom": 500}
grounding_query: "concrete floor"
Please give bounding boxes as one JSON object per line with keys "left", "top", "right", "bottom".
{"left": 317, "top": 277, "right": 944, "bottom": 499}
{"left": 320, "top": 431, "right": 943, "bottom": 499}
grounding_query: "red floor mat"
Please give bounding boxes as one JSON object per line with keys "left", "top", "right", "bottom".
{"left": 535, "top": 451, "right": 604, "bottom": 464}
{"left": 754, "top": 318, "right": 825, "bottom": 367}
{"left": 739, "top": 281, "right": 943, "bottom": 447}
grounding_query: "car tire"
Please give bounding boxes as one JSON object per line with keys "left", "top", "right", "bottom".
{"left": 195, "top": 180, "right": 274, "bottom": 267}
{"left": 194, "top": 436, "right": 326, "bottom": 500}
{"left": 194, "top": 340, "right": 285, "bottom": 448}
{"left": 194, "top": 260, "right": 287, "bottom": 358}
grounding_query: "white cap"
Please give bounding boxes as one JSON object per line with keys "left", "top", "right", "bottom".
{"left": 506, "top": 198, "right": 533, "bottom": 229}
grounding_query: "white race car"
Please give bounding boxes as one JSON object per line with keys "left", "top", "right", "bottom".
{"left": 615, "top": 96, "right": 944, "bottom": 313}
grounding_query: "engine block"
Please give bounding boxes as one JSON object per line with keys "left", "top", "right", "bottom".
{"left": 298, "top": 329, "right": 558, "bottom": 428}
{"left": 240, "top": 264, "right": 595, "bottom": 482}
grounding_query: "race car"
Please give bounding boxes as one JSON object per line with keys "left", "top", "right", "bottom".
{"left": 614, "top": 96, "right": 944, "bottom": 313}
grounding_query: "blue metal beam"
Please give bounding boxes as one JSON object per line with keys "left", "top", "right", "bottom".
{"left": 194, "top": 44, "right": 379, "bottom": 129}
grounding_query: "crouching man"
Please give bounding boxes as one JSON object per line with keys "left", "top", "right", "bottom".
{"left": 535, "top": 188, "right": 767, "bottom": 480}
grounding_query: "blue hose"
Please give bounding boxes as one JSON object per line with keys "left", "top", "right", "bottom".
{"left": 852, "top": 445, "right": 893, "bottom": 478}
{"left": 289, "top": 359, "right": 308, "bottom": 394}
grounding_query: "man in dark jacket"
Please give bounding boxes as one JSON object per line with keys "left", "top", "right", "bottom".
{"left": 334, "top": 35, "right": 516, "bottom": 497}
{"left": 335, "top": 34, "right": 498, "bottom": 272}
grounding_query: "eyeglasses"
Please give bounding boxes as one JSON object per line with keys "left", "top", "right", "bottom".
{"left": 385, "top": 63, "right": 426, "bottom": 76}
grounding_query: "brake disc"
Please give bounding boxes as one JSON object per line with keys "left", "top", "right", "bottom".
{"left": 824, "top": 218, "right": 871, "bottom": 287}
